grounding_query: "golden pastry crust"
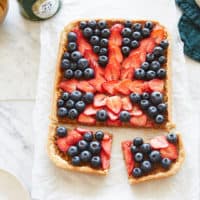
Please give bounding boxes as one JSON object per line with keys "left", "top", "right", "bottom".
{"left": 122, "top": 133, "right": 185, "bottom": 184}
{"left": 47, "top": 124, "right": 112, "bottom": 175}
{"left": 49, "top": 19, "right": 175, "bottom": 131}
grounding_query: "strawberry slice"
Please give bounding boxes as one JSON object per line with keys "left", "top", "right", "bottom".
{"left": 59, "top": 80, "right": 78, "bottom": 93}
{"left": 101, "top": 137, "right": 112, "bottom": 158}
{"left": 148, "top": 79, "right": 164, "bottom": 92}
{"left": 107, "top": 119, "right": 121, "bottom": 126}
{"left": 139, "top": 38, "right": 155, "bottom": 53}
{"left": 109, "top": 46, "right": 123, "bottom": 63}
{"left": 120, "top": 68, "right": 134, "bottom": 80}
{"left": 106, "top": 96, "right": 122, "bottom": 114}
{"left": 107, "top": 110, "right": 119, "bottom": 121}
{"left": 151, "top": 25, "right": 165, "bottom": 44}
{"left": 130, "top": 114, "right": 147, "bottom": 127}
{"left": 115, "top": 79, "right": 132, "bottom": 95}
{"left": 94, "top": 94, "right": 107, "bottom": 107}
{"left": 129, "top": 105, "right": 143, "bottom": 116}
{"left": 129, "top": 80, "right": 145, "bottom": 94}
{"left": 83, "top": 105, "right": 99, "bottom": 116}
{"left": 150, "top": 136, "right": 169, "bottom": 149}
{"left": 77, "top": 81, "right": 96, "bottom": 93}
{"left": 89, "top": 76, "right": 106, "bottom": 93}
{"left": 122, "top": 97, "right": 132, "bottom": 111}
{"left": 103, "top": 134, "right": 110, "bottom": 140}
{"left": 105, "top": 60, "right": 120, "bottom": 81}
{"left": 160, "top": 143, "right": 178, "bottom": 160}
{"left": 56, "top": 137, "right": 70, "bottom": 152}
{"left": 101, "top": 150, "right": 110, "bottom": 170}
{"left": 145, "top": 119, "right": 154, "bottom": 128}
{"left": 102, "top": 80, "right": 118, "bottom": 95}
{"left": 76, "top": 127, "right": 91, "bottom": 134}
{"left": 77, "top": 113, "right": 96, "bottom": 125}
{"left": 122, "top": 141, "right": 134, "bottom": 175}
{"left": 109, "top": 24, "right": 124, "bottom": 46}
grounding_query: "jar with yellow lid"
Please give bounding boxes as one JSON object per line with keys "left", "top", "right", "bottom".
{"left": 0, "top": 0, "right": 8, "bottom": 23}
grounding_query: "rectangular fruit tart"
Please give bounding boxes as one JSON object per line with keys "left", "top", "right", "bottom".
{"left": 50, "top": 19, "right": 175, "bottom": 130}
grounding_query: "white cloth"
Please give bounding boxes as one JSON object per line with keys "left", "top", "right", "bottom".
{"left": 32, "top": 0, "right": 200, "bottom": 199}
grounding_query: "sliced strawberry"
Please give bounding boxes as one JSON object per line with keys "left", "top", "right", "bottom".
{"left": 101, "top": 150, "right": 110, "bottom": 170}
{"left": 103, "top": 134, "right": 111, "bottom": 140}
{"left": 102, "top": 80, "right": 118, "bottom": 95}
{"left": 120, "top": 68, "right": 134, "bottom": 80}
{"left": 142, "top": 81, "right": 152, "bottom": 93}
{"left": 89, "top": 76, "right": 106, "bottom": 92}
{"left": 148, "top": 79, "right": 164, "bottom": 92}
{"left": 109, "top": 24, "right": 124, "bottom": 46}
{"left": 101, "top": 137, "right": 112, "bottom": 158}
{"left": 66, "top": 130, "right": 83, "bottom": 145}
{"left": 160, "top": 143, "right": 178, "bottom": 160}
{"left": 150, "top": 136, "right": 169, "bottom": 149}
{"left": 76, "top": 127, "right": 91, "bottom": 134}
{"left": 115, "top": 79, "right": 132, "bottom": 95}
{"left": 107, "top": 110, "right": 119, "bottom": 121}
{"left": 139, "top": 38, "right": 155, "bottom": 53}
{"left": 122, "top": 141, "right": 134, "bottom": 175}
{"left": 145, "top": 119, "right": 154, "bottom": 128}
{"left": 122, "top": 97, "right": 132, "bottom": 111}
{"left": 59, "top": 80, "right": 78, "bottom": 93}
{"left": 77, "top": 81, "right": 96, "bottom": 93}
{"left": 129, "top": 105, "right": 143, "bottom": 116}
{"left": 106, "top": 119, "right": 121, "bottom": 126}
{"left": 129, "top": 80, "right": 145, "bottom": 94}
{"left": 83, "top": 105, "right": 99, "bottom": 116}
{"left": 56, "top": 137, "right": 70, "bottom": 152}
{"left": 77, "top": 113, "right": 96, "bottom": 125}
{"left": 109, "top": 46, "right": 123, "bottom": 63}
{"left": 151, "top": 25, "right": 165, "bottom": 44}
{"left": 104, "top": 60, "right": 120, "bottom": 81}
{"left": 130, "top": 114, "right": 147, "bottom": 127}
{"left": 93, "top": 94, "right": 107, "bottom": 107}
{"left": 122, "top": 53, "right": 141, "bottom": 70}
{"left": 106, "top": 96, "right": 122, "bottom": 114}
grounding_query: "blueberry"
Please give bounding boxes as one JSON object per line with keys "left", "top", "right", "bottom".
{"left": 83, "top": 132, "right": 93, "bottom": 142}
{"left": 153, "top": 46, "right": 164, "bottom": 57}
{"left": 82, "top": 92, "right": 94, "bottom": 104}
{"left": 101, "top": 28, "right": 110, "bottom": 38}
{"left": 131, "top": 145, "right": 140, "bottom": 154}
{"left": 98, "top": 55, "right": 108, "bottom": 67}
{"left": 70, "top": 90, "right": 82, "bottom": 101}
{"left": 91, "top": 156, "right": 101, "bottom": 168}
{"left": 150, "top": 61, "right": 161, "bottom": 71}
{"left": 94, "top": 28, "right": 101, "bottom": 36}
{"left": 67, "top": 146, "right": 79, "bottom": 157}
{"left": 68, "top": 108, "right": 79, "bottom": 119}
{"left": 161, "top": 158, "right": 172, "bottom": 169}
{"left": 158, "top": 55, "right": 167, "bottom": 64}
{"left": 79, "top": 21, "right": 87, "bottom": 29}
{"left": 150, "top": 91, "right": 163, "bottom": 105}
{"left": 141, "top": 62, "right": 150, "bottom": 71}
{"left": 122, "top": 37, "right": 131, "bottom": 46}
{"left": 56, "top": 126, "right": 67, "bottom": 137}
{"left": 96, "top": 109, "right": 108, "bottom": 121}
{"left": 141, "top": 160, "right": 152, "bottom": 172}
{"left": 71, "top": 156, "right": 81, "bottom": 166}
{"left": 122, "top": 46, "right": 130, "bottom": 56}
{"left": 65, "top": 99, "right": 75, "bottom": 109}
{"left": 132, "top": 167, "right": 142, "bottom": 177}
{"left": 121, "top": 27, "right": 132, "bottom": 37}
{"left": 133, "top": 23, "right": 142, "bottom": 31}
{"left": 75, "top": 101, "right": 86, "bottom": 112}
{"left": 140, "top": 143, "right": 151, "bottom": 154}
{"left": 142, "top": 28, "right": 150, "bottom": 37}
{"left": 146, "top": 53, "right": 155, "bottom": 62}
{"left": 61, "top": 92, "right": 69, "bottom": 101}
{"left": 71, "top": 51, "right": 82, "bottom": 61}
{"left": 140, "top": 99, "right": 150, "bottom": 110}
{"left": 144, "top": 21, "right": 154, "bottom": 30}
{"left": 70, "top": 62, "right": 78, "bottom": 70}
{"left": 141, "top": 92, "right": 150, "bottom": 100}
{"left": 131, "top": 40, "right": 139, "bottom": 49}
{"left": 97, "top": 20, "right": 107, "bottom": 29}
{"left": 167, "top": 133, "right": 177, "bottom": 143}
{"left": 61, "top": 59, "right": 71, "bottom": 69}
{"left": 100, "top": 38, "right": 108, "bottom": 47}
{"left": 89, "top": 141, "right": 101, "bottom": 155}
{"left": 124, "top": 20, "right": 132, "bottom": 28}
{"left": 67, "top": 32, "right": 77, "bottom": 42}
{"left": 57, "top": 107, "right": 68, "bottom": 117}
{"left": 133, "top": 137, "right": 143, "bottom": 146}
{"left": 68, "top": 42, "right": 77, "bottom": 52}
{"left": 146, "top": 70, "right": 156, "bottom": 80}
{"left": 77, "top": 140, "right": 89, "bottom": 151}
{"left": 119, "top": 111, "right": 131, "bottom": 122}
{"left": 157, "top": 68, "right": 166, "bottom": 79}
{"left": 62, "top": 52, "right": 70, "bottom": 59}
{"left": 99, "top": 48, "right": 108, "bottom": 56}
{"left": 74, "top": 69, "right": 83, "bottom": 80}
{"left": 132, "top": 31, "right": 142, "bottom": 40}
{"left": 95, "top": 131, "right": 104, "bottom": 141}
{"left": 130, "top": 93, "right": 141, "bottom": 103}
{"left": 155, "top": 114, "right": 165, "bottom": 124}
{"left": 160, "top": 39, "right": 169, "bottom": 49}
{"left": 148, "top": 106, "right": 158, "bottom": 118}
{"left": 57, "top": 99, "right": 65, "bottom": 107}
{"left": 80, "top": 150, "right": 92, "bottom": 162}
{"left": 90, "top": 35, "right": 100, "bottom": 45}
{"left": 77, "top": 58, "right": 89, "bottom": 70}
{"left": 83, "top": 68, "right": 94, "bottom": 79}
{"left": 134, "top": 152, "right": 144, "bottom": 162}
{"left": 149, "top": 150, "right": 161, "bottom": 163}
{"left": 93, "top": 45, "right": 100, "bottom": 54}
{"left": 64, "top": 69, "right": 74, "bottom": 79}
{"left": 83, "top": 27, "right": 93, "bottom": 38}
{"left": 157, "top": 103, "right": 167, "bottom": 113}
{"left": 88, "top": 20, "right": 97, "bottom": 29}
{"left": 134, "top": 68, "right": 145, "bottom": 79}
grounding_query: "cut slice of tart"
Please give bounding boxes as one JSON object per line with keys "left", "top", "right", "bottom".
{"left": 121, "top": 132, "right": 185, "bottom": 184}
{"left": 48, "top": 124, "right": 112, "bottom": 175}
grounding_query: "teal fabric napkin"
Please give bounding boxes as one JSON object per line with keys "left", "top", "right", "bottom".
{"left": 176, "top": 0, "right": 200, "bottom": 62}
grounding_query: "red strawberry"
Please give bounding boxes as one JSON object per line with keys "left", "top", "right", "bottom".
{"left": 130, "top": 114, "right": 147, "bottom": 127}
{"left": 142, "top": 81, "right": 152, "bottom": 93}
{"left": 94, "top": 94, "right": 107, "bottom": 107}
{"left": 89, "top": 76, "right": 106, "bottom": 92}
{"left": 101, "top": 150, "right": 110, "bottom": 170}
{"left": 83, "top": 105, "right": 99, "bottom": 116}
{"left": 148, "top": 79, "right": 164, "bottom": 92}
{"left": 150, "top": 136, "right": 169, "bottom": 149}
{"left": 129, "top": 105, "right": 143, "bottom": 116}
{"left": 145, "top": 119, "right": 154, "bottom": 128}
{"left": 109, "top": 24, "right": 124, "bottom": 46}
{"left": 101, "top": 137, "right": 112, "bottom": 158}
{"left": 102, "top": 80, "right": 118, "bottom": 95}
{"left": 129, "top": 80, "right": 145, "bottom": 94}
{"left": 151, "top": 25, "right": 165, "bottom": 44}
{"left": 77, "top": 81, "right": 96, "bottom": 93}
{"left": 103, "top": 134, "right": 111, "bottom": 140}
{"left": 122, "top": 141, "right": 134, "bottom": 175}
{"left": 109, "top": 46, "right": 123, "bottom": 63}
{"left": 160, "top": 143, "right": 178, "bottom": 160}
{"left": 59, "top": 80, "right": 78, "bottom": 93}
{"left": 76, "top": 127, "right": 91, "bottom": 134}
{"left": 77, "top": 113, "right": 96, "bottom": 125}
{"left": 104, "top": 60, "right": 120, "bottom": 81}
{"left": 56, "top": 137, "right": 70, "bottom": 152}
{"left": 107, "top": 110, "right": 119, "bottom": 121}
{"left": 106, "top": 96, "right": 122, "bottom": 114}
{"left": 139, "top": 38, "right": 155, "bottom": 53}
{"left": 106, "top": 119, "right": 121, "bottom": 126}
{"left": 122, "top": 97, "right": 132, "bottom": 111}
{"left": 66, "top": 130, "right": 83, "bottom": 145}
{"left": 115, "top": 79, "right": 132, "bottom": 95}
{"left": 120, "top": 68, "right": 134, "bottom": 80}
